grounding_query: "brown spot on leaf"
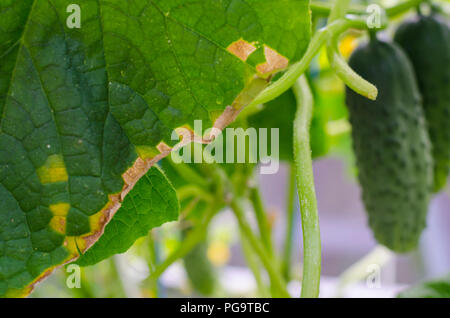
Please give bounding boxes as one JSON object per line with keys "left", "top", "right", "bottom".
{"left": 227, "top": 39, "right": 257, "bottom": 61}
{"left": 157, "top": 142, "right": 172, "bottom": 153}
{"left": 79, "top": 195, "right": 121, "bottom": 250}
{"left": 256, "top": 46, "right": 289, "bottom": 75}
{"left": 205, "top": 77, "right": 268, "bottom": 141}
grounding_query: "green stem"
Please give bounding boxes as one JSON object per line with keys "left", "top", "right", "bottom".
{"left": 109, "top": 257, "right": 128, "bottom": 297}
{"left": 326, "top": 118, "right": 351, "bottom": 137}
{"left": 328, "top": 0, "right": 351, "bottom": 23}
{"left": 239, "top": 228, "right": 270, "bottom": 297}
{"left": 247, "top": 18, "right": 363, "bottom": 109}
{"left": 310, "top": 1, "right": 367, "bottom": 16}
{"left": 292, "top": 76, "right": 321, "bottom": 298}
{"left": 249, "top": 186, "right": 273, "bottom": 255}
{"left": 282, "top": 163, "right": 297, "bottom": 281}
{"left": 144, "top": 233, "right": 160, "bottom": 297}
{"left": 386, "top": 0, "right": 425, "bottom": 17}
{"left": 179, "top": 196, "right": 200, "bottom": 220}
{"left": 335, "top": 245, "right": 393, "bottom": 297}
{"left": 311, "top": 0, "right": 424, "bottom": 17}
{"left": 325, "top": 0, "right": 378, "bottom": 99}
{"left": 326, "top": 38, "right": 378, "bottom": 100}
{"left": 65, "top": 266, "right": 95, "bottom": 298}
{"left": 177, "top": 184, "right": 214, "bottom": 202}
{"left": 148, "top": 203, "right": 219, "bottom": 280}
{"left": 246, "top": 0, "right": 424, "bottom": 108}
{"left": 231, "top": 198, "right": 290, "bottom": 298}
{"left": 168, "top": 153, "right": 210, "bottom": 188}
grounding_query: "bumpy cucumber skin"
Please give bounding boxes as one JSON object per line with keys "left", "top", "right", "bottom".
{"left": 394, "top": 14, "right": 450, "bottom": 192}
{"left": 346, "top": 39, "right": 433, "bottom": 252}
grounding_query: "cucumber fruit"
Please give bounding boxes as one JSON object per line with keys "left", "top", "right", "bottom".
{"left": 183, "top": 237, "right": 217, "bottom": 295}
{"left": 394, "top": 13, "right": 450, "bottom": 192}
{"left": 345, "top": 37, "right": 433, "bottom": 252}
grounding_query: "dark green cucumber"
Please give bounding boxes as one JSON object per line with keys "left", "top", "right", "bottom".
{"left": 183, "top": 237, "right": 217, "bottom": 295}
{"left": 394, "top": 13, "right": 450, "bottom": 192}
{"left": 345, "top": 37, "right": 433, "bottom": 252}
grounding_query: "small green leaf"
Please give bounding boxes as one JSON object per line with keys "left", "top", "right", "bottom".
{"left": 397, "top": 274, "right": 450, "bottom": 298}
{"left": 76, "top": 166, "right": 179, "bottom": 267}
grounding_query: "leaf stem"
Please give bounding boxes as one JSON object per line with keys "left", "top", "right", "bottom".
{"left": 292, "top": 76, "right": 321, "bottom": 298}
{"left": 230, "top": 198, "right": 290, "bottom": 298}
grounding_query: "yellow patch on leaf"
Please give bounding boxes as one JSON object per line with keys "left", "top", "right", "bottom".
{"left": 49, "top": 216, "right": 66, "bottom": 234}
{"left": 48, "top": 203, "right": 70, "bottom": 234}
{"left": 88, "top": 209, "right": 109, "bottom": 236}
{"left": 71, "top": 195, "right": 120, "bottom": 257}
{"left": 135, "top": 145, "right": 160, "bottom": 159}
{"left": 37, "top": 154, "right": 68, "bottom": 184}
{"left": 49, "top": 203, "right": 70, "bottom": 216}
{"left": 3, "top": 286, "right": 32, "bottom": 298}
{"left": 64, "top": 236, "right": 86, "bottom": 257}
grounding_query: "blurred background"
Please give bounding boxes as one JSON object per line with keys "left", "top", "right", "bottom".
{"left": 31, "top": 159, "right": 450, "bottom": 298}
{"left": 31, "top": 1, "right": 450, "bottom": 298}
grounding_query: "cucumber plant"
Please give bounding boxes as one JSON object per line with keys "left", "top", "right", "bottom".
{"left": 0, "top": 0, "right": 448, "bottom": 298}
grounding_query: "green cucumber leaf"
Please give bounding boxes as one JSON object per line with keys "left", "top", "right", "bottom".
{"left": 397, "top": 274, "right": 450, "bottom": 298}
{"left": 0, "top": 0, "right": 310, "bottom": 296}
{"left": 75, "top": 166, "right": 179, "bottom": 267}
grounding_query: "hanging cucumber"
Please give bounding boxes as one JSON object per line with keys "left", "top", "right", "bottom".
{"left": 182, "top": 233, "right": 217, "bottom": 296}
{"left": 345, "top": 36, "right": 433, "bottom": 252}
{"left": 394, "top": 12, "right": 450, "bottom": 192}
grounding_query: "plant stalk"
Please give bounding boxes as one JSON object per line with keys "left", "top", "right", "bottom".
{"left": 292, "top": 76, "right": 321, "bottom": 298}
{"left": 328, "top": 0, "right": 351, "bottom": 23}
{"left": 247, "top": 18, "right": 366, "bottom": 109}
{"left": 311, "top": 0, "right": 425, "bottom": 17}
{"left": 249, "top": 186, "right": 273, "bottom": 255}
{"left": 148, "top": 203, "right": 219, "bottom": 280}
{"left": 231, "top": 198, "right": 290, "bottom": 298}
{"left": 326, "top": 38, "right": 378, "bottom": 100}
{"left": 239, "top": 228, "right": 270, "bottom": 297}
{"left": 386, "top": 0, "right": 425, "bottom": 17}
{"left": 282, "top": 163, "right": 297, "bottom": 281}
